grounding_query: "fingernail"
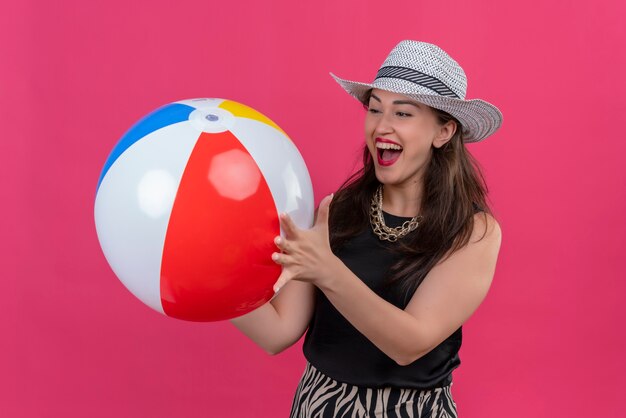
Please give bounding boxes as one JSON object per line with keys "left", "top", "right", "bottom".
{"left": 271, "top": 253, "right": 279, "bottom": 261}
{"left": 274, "top": 286, "right": 280, "bottom": 293}
{"left": 274, "top": 236, "right": 282, "bottom": 245}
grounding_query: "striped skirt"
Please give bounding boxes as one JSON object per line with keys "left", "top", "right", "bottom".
{"left": 289, "top": 362, "right": 458, "bottom": 418}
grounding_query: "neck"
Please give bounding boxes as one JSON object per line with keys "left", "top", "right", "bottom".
{"left": 380, "top": 183, "right": 423, "bottom": 217}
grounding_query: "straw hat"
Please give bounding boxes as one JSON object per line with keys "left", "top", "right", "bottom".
{"left": 330, "top": 40, "right": 503, "bottom": 142}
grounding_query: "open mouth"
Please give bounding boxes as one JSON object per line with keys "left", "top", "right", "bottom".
{"left": 376, "top": 141, "right": 403, "bottom": 166}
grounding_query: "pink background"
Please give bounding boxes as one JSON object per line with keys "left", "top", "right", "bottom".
{"left": 2, "top": 0, "right": 625, "bottom": 416}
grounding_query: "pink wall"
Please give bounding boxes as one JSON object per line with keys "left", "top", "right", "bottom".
{"left": 2, "top": 0, "right": 625, "bottom": 416}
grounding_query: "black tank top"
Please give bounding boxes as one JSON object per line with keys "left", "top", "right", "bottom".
{"left": 303, "top": 211, "right": 461, "bottom": 389}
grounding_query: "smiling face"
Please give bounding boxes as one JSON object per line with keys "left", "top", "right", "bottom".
{"left": 364, "top": 88, "right": 457, "bottom": 189}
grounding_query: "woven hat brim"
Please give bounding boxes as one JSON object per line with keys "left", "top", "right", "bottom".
{"left": 330, "top": 72, "right": 502, "bottom": 143}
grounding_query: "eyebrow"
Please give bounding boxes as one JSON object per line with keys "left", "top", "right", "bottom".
{"left": 370, "top": 93, "right": 421, "bottom": 109}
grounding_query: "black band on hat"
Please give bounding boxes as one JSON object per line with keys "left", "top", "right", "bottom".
{"left": 375, "top": 66, "right": 459, "bottom": 98}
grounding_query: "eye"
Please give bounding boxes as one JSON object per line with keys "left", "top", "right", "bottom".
{"left": 396, "top": 112, "right": 412, "bottom": 117}
{"left": 367, "top": 107, "right": 381, "bottom": 114}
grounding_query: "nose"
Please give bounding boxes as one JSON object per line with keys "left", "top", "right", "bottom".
{"left": 373, "top": 111, "right": 394, "bottom": 135}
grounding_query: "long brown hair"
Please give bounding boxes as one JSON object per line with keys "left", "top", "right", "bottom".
{"left": 328, "top": 100, "right": 492, "bottom": 300}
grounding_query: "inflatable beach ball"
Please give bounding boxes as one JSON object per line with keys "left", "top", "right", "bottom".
{"left": 94, "top": 98, "right": 314, "bottom": 322}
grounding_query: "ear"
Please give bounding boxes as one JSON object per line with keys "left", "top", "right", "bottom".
{"left": 433, "top": 120, "right": 457, "bottom": 149}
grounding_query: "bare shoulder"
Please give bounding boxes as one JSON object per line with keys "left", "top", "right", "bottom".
{"left": 433, "top": 211, "right": 502, "bottom": 272}
{"left": 470, "top": 212, "right": 502, "bottom": 246}
{"left": 403, "top": 211, "right": 502, "bottom": 353}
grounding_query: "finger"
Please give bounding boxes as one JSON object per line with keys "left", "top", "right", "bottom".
{"left": 273, "top": 270, "right": 292, "bottom": 293}
{"left": 279, "top": 212, "right": 299, "bottom": 238}
{"left": 314, "top": 193, "right": 334, "bottom": 228}
{"left": 274, "top": 236, "right": 291, "bottom": 253}
{"left": 271, "top": 252, "right": 293, "bottom": 266}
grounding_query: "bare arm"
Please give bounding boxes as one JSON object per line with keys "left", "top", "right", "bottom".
{"left": 230, "top": 268, "right": 315, "bottom": 356}
{"left": 273, "top": 197, "right": 502, "bottom": 365}
{"left": 316, "top": 213, "right": 501, "bottom": 365}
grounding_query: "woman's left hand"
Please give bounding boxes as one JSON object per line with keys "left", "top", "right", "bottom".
{"left": 272, "top": 194, "right": 338, "bottom": 293}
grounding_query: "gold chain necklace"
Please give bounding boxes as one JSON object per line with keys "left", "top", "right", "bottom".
{"left": 369, "top": 185, "right": 421, "bottom": 242}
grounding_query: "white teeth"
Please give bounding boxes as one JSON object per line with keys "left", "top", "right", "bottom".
{"left": 376, "top": 142, "right": 403, "bottom": 150}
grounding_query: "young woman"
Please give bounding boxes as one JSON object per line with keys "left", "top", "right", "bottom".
{"left": 231, "top": 40, "right": 503, "bottom": 418}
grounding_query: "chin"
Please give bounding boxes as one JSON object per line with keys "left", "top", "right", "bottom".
{"left": 374, "top": 172, "right": 396, "bottom": 185}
